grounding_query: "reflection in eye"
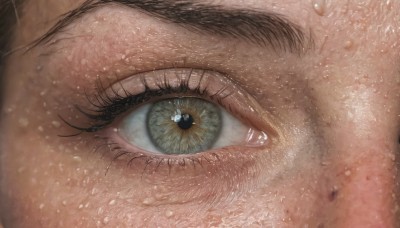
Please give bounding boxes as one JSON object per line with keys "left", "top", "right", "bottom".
{"left": 120, "top": 97, "right": 252, "bottom": 155}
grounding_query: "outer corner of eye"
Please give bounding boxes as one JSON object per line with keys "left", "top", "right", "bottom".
{"left": 117, "top": 96, "right": 269, "bottom": 156}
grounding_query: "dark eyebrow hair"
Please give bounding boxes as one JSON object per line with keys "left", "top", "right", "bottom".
{"left": 33, "top": 0, "right": 312, "bottom": 54}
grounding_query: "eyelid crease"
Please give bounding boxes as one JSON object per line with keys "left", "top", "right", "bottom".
{"left": 60, "top": 68, "right": 278, "bottom": 141}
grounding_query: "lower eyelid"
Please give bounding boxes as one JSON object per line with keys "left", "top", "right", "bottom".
{"left": 91, "top": 134, "right": 265, "bottom": 205}
{"left": 59, "top": 68, "right": 280, "bottom": 181}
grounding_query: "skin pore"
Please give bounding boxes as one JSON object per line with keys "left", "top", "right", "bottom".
{"left": 1, "top": 0, "right": 400, "bottom": 227}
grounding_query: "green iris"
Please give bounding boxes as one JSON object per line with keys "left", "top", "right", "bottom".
{"left": 146, "top": 98, "right": 222, "bottom": 154}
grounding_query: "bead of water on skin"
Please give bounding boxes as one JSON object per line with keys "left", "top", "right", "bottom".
{"left": 165, "top": 210, "right": 174, "bottom": 218}
{"left": 17, "top": 167, "right": 25, "bottom": 173}
{"left": 72, "top": 156, "right": 82, "bottom": 163}
{"left": 39, "top": 203, "right": 45, "bottom": 210}
{"left": 345, "top": 170, "right": 351, "bottom": 176}
{"left": 38, "top": 126, "right": 44, "bottom": 132}
{"left": 52, "top": 120, "right": 61, "bottom": 128}
{"left": 103, "top": 216, "right": 110, "bottom": 225}
{"left": 312, "top": 0, "right": 326, "bottom": 16}
{"left": 18, "top": 118, "right": 29, "bottom": 127}
{"left": 91, "top": 188, "right": 99, "bottom": 196}
{"left": 344, "top": 40, "right": 353, "bottom": 50}
{"left": 108, "top": 199, "right": 116, "bottom": 205}
{"left": 142, "top": 197, "right": 155, "bottom": 205}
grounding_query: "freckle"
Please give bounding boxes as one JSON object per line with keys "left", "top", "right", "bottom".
{"left": 165, "top": 210, "right": 174, "bottom": 218}
{"left": 108, "top": 199, "right": 116, "bottom": 205}
{"left": 18, "top": 118, "right": 29, "bottom": 127}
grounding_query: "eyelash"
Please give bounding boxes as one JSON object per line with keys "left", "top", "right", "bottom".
{"left": 60, "top": 70, "right": 231, "bottom": 136}
{"left": 59, "top": 69, "right": 235, "bottom": 174}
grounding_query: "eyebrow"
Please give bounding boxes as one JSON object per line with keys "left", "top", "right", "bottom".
{"left": 33, "top": 0, "right": 312, "bottom": 53}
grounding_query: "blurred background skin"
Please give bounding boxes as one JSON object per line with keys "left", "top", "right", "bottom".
{"left": 1, "top": 0, "right": 400, "bottom": 227}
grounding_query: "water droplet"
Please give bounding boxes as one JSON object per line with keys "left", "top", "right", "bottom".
{"left": 62, "top": 200, "right": 67, "bottom": 206}
{"left": 165, "top": 210, "right": 174, "bottom": 218}
{"left": 39, "top": 203, "right": 45, "bottom": 209}
{"left": 78, "top": 204, "right": 84, "bottom": 209}
{"left": 344, "top": 170, "right": 351, "bottom": 176}
{"left": 52, "top": 121, "right": 61, "bottom": 128}
{"left": 18, "top": 118, "right": 29, "bottom": 127}
{"left": 72, "top": 156, "right": 82, "bottom": 163}
{"left": 103, "top": 216, "right": 110, "bottom": 224}
{"left": 91, "top": 188, "right": 99, "bottom": 196}
{"left": 312, "top": 0, "right": 326, "bottom": 16}
{"left": 344, "top": 40, "right": 353, "bottom": 50}
{"left": 17, "top": 167, "right": 25, "bottom": 173}
{"left": 108, "top": 199, "right": 116, "bottom": 205}
{"left": 38, "top": 126, "right": 44, "bottom": 132}
{"left": 142, "top": 197, "right": 154, "bottom": 205}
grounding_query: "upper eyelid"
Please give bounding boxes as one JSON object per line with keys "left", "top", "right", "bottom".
{"left": 60, "top": 68, "right": 279, "bottom": 139}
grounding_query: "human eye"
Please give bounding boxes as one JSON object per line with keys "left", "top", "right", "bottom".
{"left": 60, "top": 68, "right": 274, "bottom": 172}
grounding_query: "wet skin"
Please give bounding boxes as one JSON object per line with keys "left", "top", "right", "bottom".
{"left": 1, "top": 0, "right": 400, "bottom": 227}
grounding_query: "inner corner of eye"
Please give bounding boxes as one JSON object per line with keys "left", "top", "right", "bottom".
{"left": 115, "top": 96, "right": 264, "bottom": 155}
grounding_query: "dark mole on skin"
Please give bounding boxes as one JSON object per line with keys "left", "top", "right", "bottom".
{"left": 328, "top": 188, "right": 339, "bottom": 202}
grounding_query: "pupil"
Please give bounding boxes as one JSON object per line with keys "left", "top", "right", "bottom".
{"left": 177, "top": 113, "right": 194, "bottom": 130}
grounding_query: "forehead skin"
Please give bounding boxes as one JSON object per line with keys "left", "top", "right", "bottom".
{"left": 1, "top": 0, "right": 400, "bottom": 227}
